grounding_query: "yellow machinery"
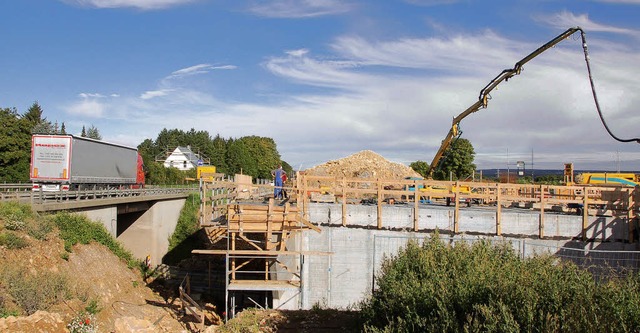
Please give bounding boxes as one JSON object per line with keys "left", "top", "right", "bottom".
{"left": 427, "top": 27, "right": 591, "bottom": 178}
{"left": 564, "top": 163, "right": 639, "bottom": 187}
{"left": 577, "top": 173, "right": 639, "bottom": 187}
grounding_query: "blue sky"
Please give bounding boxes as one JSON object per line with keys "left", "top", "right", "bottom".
{"left": 2, "top": 0, "right": 640, "bottom": 171}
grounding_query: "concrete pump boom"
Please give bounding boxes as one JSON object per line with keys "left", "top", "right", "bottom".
{"left": 427, "top": 27, "right": 588, "bottom": 178}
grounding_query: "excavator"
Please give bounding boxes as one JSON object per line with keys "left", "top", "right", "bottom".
{"left": 426, "top": 26, "right": 638, "bottom": 179}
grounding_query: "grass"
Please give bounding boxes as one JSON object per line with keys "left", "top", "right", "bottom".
{"left": 51, "top": 212, "right": 138, "bottom": 268}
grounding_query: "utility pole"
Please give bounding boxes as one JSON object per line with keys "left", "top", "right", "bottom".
{"left": 506, "top": 148, "right": 510, "bottom": 183}
{"left": 531, "top": 149, "right": 534, "bottom": 183}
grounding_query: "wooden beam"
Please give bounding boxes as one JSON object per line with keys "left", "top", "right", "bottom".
{"left": 193, "top": 249, "right": 332, "bottom": 256}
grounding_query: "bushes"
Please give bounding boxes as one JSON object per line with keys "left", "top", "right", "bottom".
{"left": 0, "top": 202, "right": 54, "bottom": 243}
{"left": 360, "top": 233, "right": 640, "bottom": 333}
{"left": 52, "top": 212, "right": 137, "bottom": 267}
{"left": 0, "top": 266, "right": 71, "bottom": 315}
{"left": 0, "top": 231, "right": 29, "bottom": 249}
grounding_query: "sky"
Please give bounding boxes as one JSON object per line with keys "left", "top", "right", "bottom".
{"left": 2, "top": 0, "right": 640, "bottom": 172}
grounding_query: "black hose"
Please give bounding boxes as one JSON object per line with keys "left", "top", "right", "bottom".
{"left": 580, "top": 30, "right": 640, "bottom": 144}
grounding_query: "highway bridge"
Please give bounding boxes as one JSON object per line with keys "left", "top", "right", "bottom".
{"left": 0, "top": 183, "right": 197, "bottom": 266}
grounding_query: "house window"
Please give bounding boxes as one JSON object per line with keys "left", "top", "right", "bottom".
{"left": 183, "top": 161, "right": 187, "bottom": 169}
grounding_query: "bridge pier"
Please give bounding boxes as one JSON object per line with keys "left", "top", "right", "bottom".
{"left": 61, "top": 197, "right": 187, "bottom": 267}
{"left": 116, "top": 199, "right": 186, "bottom": 267}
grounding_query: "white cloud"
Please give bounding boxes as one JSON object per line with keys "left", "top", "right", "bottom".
{"left": 140, "top": 89, "right": 173, "bottom": 100}
{"left": 169, "top": 64, "right": 236, "bottom": 79}
{"left": 536, "top": 11, "right": 640, "bottom": 36}
{"left": 66, "top": 98, "right": 106, "bottom": 118}
{"left": 403, "top": 0, "right": 461, "bottom": 6}
{"left": 247, "top": 0, "right": 352, "bottom": 18}
{"left": 63, "top": 0, "right": 197, "bottom": 10}
{"left": 594, "top": 0, "right": 640, "bottom": 4}
{"left": 330, "top": 31, "right": 522, "bottom": 75}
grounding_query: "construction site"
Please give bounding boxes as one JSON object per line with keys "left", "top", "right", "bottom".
{"left": 166, "top": 27, "right": 640, "bottom": 327}
{"left": 173, "top": 149, "right": 639, "bottom": 326}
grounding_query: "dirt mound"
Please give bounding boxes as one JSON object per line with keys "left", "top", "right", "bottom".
{"left": 0, "top": 235, "right": 188, "bottom": 332}
{"left": 304, "top": 150, "right": 421, "bottom": 180}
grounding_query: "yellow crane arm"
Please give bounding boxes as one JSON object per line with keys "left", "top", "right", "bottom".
{"left": 427, "top": 27, "right": 586, "bottom": 178}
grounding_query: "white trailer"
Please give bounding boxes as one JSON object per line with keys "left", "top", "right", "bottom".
{"left": 30, "top": 135, "right": 143, "bottom": 191}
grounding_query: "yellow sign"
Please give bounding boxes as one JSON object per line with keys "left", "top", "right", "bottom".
{"left": 196, "top": 165, "right": 217, "bottom": 180}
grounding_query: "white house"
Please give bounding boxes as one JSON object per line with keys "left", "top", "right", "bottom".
{"left": 162, "top": 146, "right": 203, "bottom": 171}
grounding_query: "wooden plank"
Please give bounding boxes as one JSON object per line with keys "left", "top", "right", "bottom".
{"left": 228, "top": 280, "right": 301, "bottom": 291}
{"left": 377, "top": 178, "right": 382, "bottom": 229}
{"left": 539, "top": 185, "right": 545, "bottom": 239}
{"left": 193, "top": 249, "right": 332, "bottom": 256}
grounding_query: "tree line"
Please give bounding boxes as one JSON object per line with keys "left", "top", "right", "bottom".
{"left": 0, "top": 102, "right": 291, "bottom": 184}
{"left": 0, "top": 102, "right": 101, "bottom": 183}
{"left": 138, "top": 128, "right": 291, "bottom": 185}
{"left": 1, "top": 102, "right": 486, "bottom": 185}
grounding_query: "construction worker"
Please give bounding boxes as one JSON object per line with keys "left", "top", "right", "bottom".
{"left": 271, "top": 165, "right": 286, "bottom": 199}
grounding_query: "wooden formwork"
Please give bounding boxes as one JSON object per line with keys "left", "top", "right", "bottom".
{"left": 196, "top": 176, "right": 324, "bottom": 319}
{"left": 195, "top": 200, "right": 321, "bottom": 285}
{"left": 195, "top": 173, "right": 639, "bottom": 319}
{"left": 295, "top": 173, "right": 640, "bottom": 242}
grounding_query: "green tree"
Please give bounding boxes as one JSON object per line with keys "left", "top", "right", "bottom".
{"left": 81, "top": 126, "right": 86, "bottom": 137}
{"left": 409, "top": 160, "right": 430, "bottom": 178}
{"left": 0, "top": 108, "right": 31, "bottom": 182}
{"left": 229, "top": 136, "right": 281, "bottom": 179}
{"left": 210, "top": 134, "right": 228, "bottom": 174}
{"left": 86, "top": 125, "right": 102, "bottom": 140}
{"left": 432, "top": 138, "right": 476, "bottom": 181}
{"left": 24, "top": 102, "right": 54, "bottom": 134}
{"left": 225, "top": 138, "right": 254, "bottom": 176}
{"left": 60, "top": 122, "right": 67, "bottom": 135}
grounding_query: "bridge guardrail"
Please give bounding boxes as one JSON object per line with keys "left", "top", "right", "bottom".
{"left": 0, "top": 186, "right": 198, "bottom": 204}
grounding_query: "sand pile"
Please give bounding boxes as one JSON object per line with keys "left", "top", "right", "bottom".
{"left": 303, "top": 150, "right": 421, "bottom": 180}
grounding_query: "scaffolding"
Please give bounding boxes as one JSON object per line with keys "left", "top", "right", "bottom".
{"left": 196, "top": 176, "right": 322, "bottom": 320}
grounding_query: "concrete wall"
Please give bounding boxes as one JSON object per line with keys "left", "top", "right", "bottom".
{"left": 274, "top": 203, "right": 639, "bottom": 310}
{"left": 308, "top": 203, "right": 630, "bottom": 241}
{"left": 79, "top": 206, "right": 118, "bottom": 236}
{"left": 115, "top": 198, "right": 186, "bottom": 266}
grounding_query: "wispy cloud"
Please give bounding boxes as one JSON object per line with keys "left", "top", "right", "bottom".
{"left": 264, "top": 48, "right": 363, "bottom": 89}
{"left": 169, "top": 64, "right": 237, "bottom": 79}
{"left": 330, "top": 31, "right": 523, "bottom": 75}
{"left": 140, "top": 89, "right": 173, "bottom": 100}
{"left": 403, "top": 0, "right": 461, "bottom": 6}
{"left": 65, "top": 94, "right": 107, "bottom": 117}
{"left": 536, "top": 11, "right": 639, "bottom": 36}
{"left": 62, "top": 0, "right": 197, "bottom": 10}
{"left": 247, "top": 0, "right": 353, "bottom": 18}
{"left": 594, "top": 0, "right": 640, "bottom": 4}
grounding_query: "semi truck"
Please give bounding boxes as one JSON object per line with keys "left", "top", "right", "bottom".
{"left": 30, "top": 134, "right": 145, "bottom": 191}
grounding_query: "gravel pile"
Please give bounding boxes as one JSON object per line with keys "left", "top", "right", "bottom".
{"left": 304, "top": 150, "right": 421, "bottom": 180}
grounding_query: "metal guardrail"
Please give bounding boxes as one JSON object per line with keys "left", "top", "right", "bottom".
{"left": 0, "top": 185, "right": 198, "bottom": 204}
